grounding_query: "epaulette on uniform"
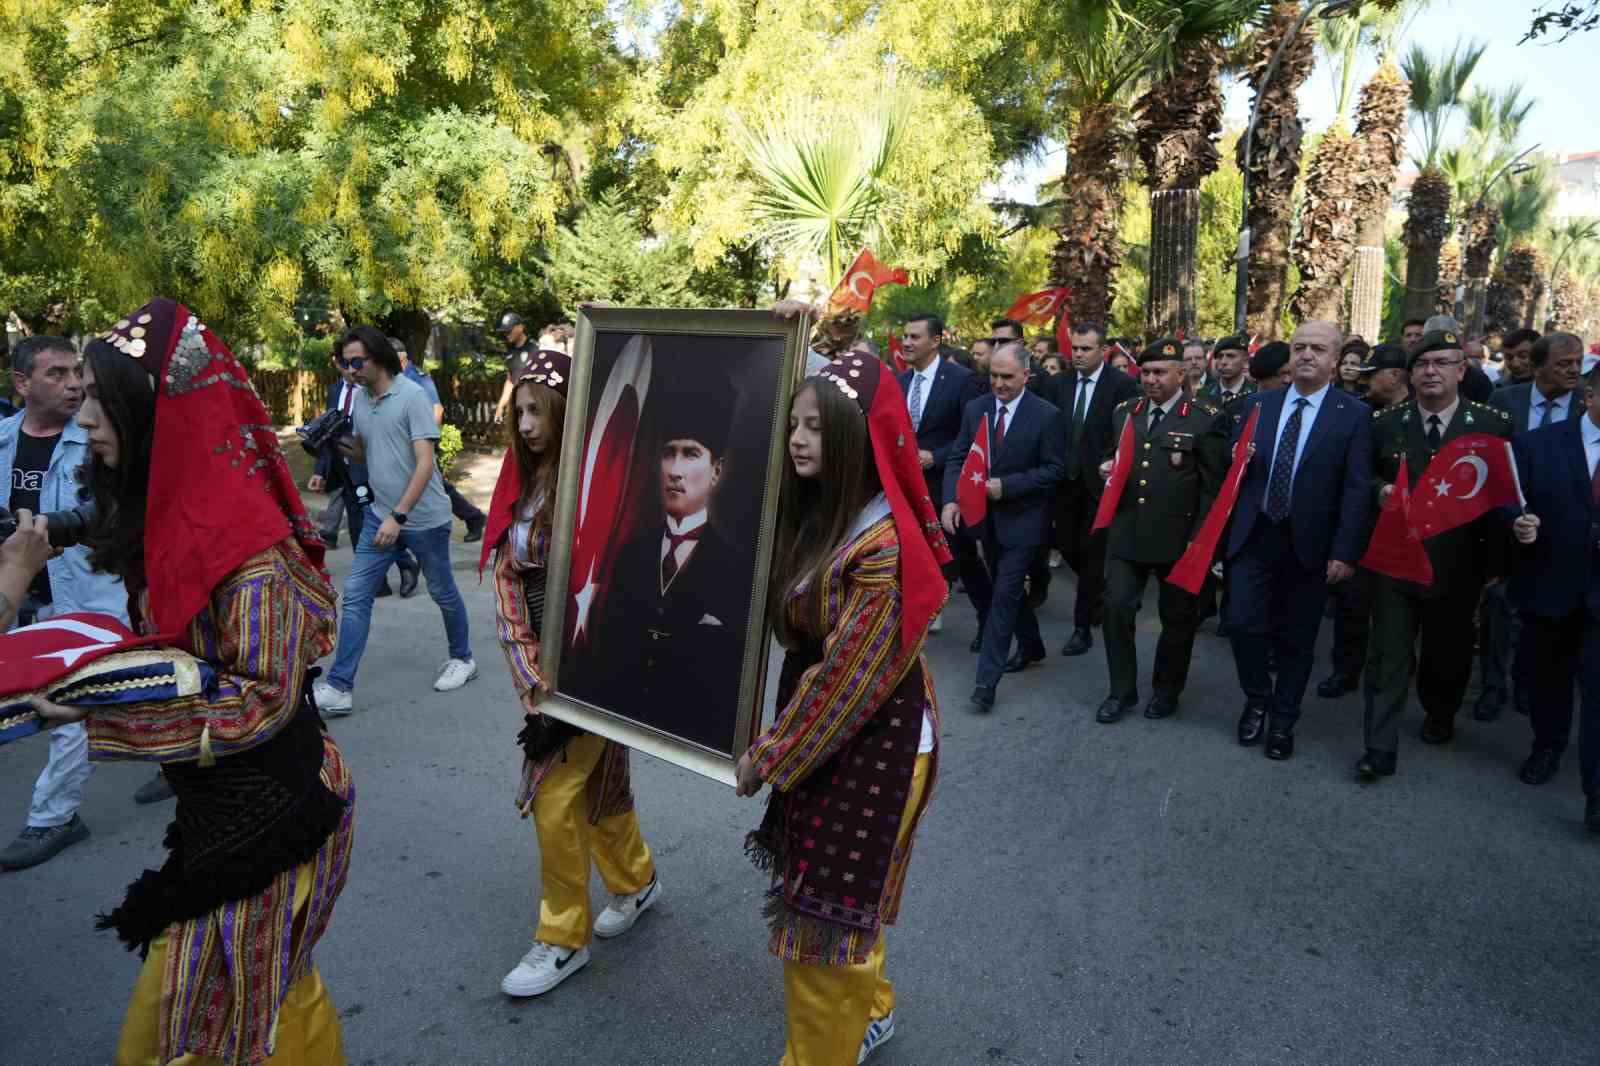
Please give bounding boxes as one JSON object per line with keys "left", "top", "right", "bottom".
{"left": 1116, "top": 397, "right": 1138, "bottom": 414}
{"left": 1373, "top": 404, "right": 1404, "bottom": 422}
{"left": 1470, "top": 401, "right": 1511, "bottom": 421}
{"left": 1198, "top": 401, "right": 1219, "bottom": 416}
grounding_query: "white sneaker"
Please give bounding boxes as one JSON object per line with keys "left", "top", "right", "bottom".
{"left": 500, "top": 940, "right": 589, "bottom": 997}
{"left": 593, "top": 875, "right": 662, "bottom": 939}
{"left": 434, "top": 658, "right": 478, "bottom": 692}
{"left": 859, "top": 1011, "right": 895, "bottom": 1062}
{"left": 928, "top": 611, "right": 944, "bottom": 634}
{"left": 313, "top": 679, "right": 353, "bottom": 717}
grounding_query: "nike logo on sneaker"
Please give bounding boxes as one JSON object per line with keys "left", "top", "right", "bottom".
{"left": 555, "top": 951, "right": 577, "bottom": 970}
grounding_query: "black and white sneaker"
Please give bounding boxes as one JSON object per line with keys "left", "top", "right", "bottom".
{"left": 500, "top": 940, "right": 589, "bottom": 997}
{"left": 858, "top": 1010, "right": 895, "bottom": 1062}
{"left": 593, "top": 875, "right": 662, "bottom": 939}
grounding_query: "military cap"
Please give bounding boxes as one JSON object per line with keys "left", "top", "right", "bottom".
{"left": 1407, "top": 329, "right": 1463, "bottom": 370}
{"left": 1360, "top": 343, "right": 1408, "bottom": 373}
{"left": 1139, "top": 337, "right": 1185, "bottom": 364}
{"left": 1249, "top": 341, "right": 1290, "bottom": 379}
{"left": 1213, "top": 334, "right": 1248, "bottom": 355}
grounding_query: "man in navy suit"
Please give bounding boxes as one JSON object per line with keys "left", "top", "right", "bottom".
{"left": 897, "top": 312, "right": 989, "bottom": 647}
{"left": 943, "top": 343, "right": 1065, "bottom": 713}
{"left": 1482, "top": 332, "right": 1586, "bottom": 721}
{"left": 1506, "top": 364, "right": 1600, "bottom": 832}
{"left": 1225, "top": 320, "right": 1371, "bottom": 760}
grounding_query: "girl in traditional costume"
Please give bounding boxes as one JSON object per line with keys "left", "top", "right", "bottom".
{"left": 482, "top": 354, "right": 661, "bottom": 998}
{"left": 737, "top": 352, "right": 951, "bottom": 1065}
{"left": 32, "top": 299, "right": 354, "bottom": 1065}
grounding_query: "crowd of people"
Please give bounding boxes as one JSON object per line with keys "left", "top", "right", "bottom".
{"left": 1, "top": 291, "right": 1598, "bottom": 1066}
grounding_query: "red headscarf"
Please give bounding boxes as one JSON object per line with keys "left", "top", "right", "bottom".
{"left": 815, "top": 353, "right": 953, "bottom": 649}
{"left": 90, "top": 299, "right": 328, "bottom": 638}
{"left": 478, "top": 351, "right": 573, "bottom": 575}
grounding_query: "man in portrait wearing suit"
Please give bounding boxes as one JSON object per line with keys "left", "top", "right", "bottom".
{"left": 1506, "top": 362, "right": 1600, "bottom": 832}
{"left": 1044, "top": 322, "right": 1142, "bottom": 657}
{"left": 1225, "top": 320, "right": 1372, "bottom": 761}
{"left": 943, "top": 343, "right": 1065, "bottom": 713}
{"left": 585, "top": 371, "right": 751, "bottom": 752}
{"left": 898, "top": 312, "right": 988, "bottom": 647}
{"left": 1481, "top": 332, "right": 1587, "bottom": 722}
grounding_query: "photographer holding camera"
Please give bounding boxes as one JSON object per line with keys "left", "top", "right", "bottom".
{"left": 313, "top": 327, "right": 476, "bottom": 715}
{"left": 0, "top": 336, "right": 130, "bottom": 871}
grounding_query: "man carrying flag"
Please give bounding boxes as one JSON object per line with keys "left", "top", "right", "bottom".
{"left": 1357, "top": 330, "right": 1515, "bottom": 781}
{"left": 1090, "top": 340, "right": 1227, "bottom": 724}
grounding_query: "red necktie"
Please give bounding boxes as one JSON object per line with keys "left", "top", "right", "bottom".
{"left": 993, "top": 404, "right": 1008, "bottom": 453}
{"left": 661, "top": 527, "right": 703, "bottom": 587}
{"left": 340, "top": 385, "right": 353, "bottom": 414}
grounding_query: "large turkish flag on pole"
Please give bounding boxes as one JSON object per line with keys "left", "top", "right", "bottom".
{"left": 1411, "top": 434, "right": 1524, "bottom": 539}
{"left": 825, "top": 248, "right": 908, "bottom": 315}
{"left": 1003, "top": 287, "right": 1070, "bottom": 326}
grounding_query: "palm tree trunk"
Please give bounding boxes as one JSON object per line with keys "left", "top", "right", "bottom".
{"left": 1237, "top": 2, "right": 1320, "bottom": 339}
{"left": 1049, "top": 103, "right": 1131, "bottom": 329}
{"left": 1345, "top": 59, "right": 1408, "bottom": 339}
{"left": 1401, "top": 166, "right": 1452, "bottom": 323}
{"left": 1289, "top": 123, "right": 1360, "bottom": 323}
{"left": 1146, "top": 190, "right": 1200, "bottom": 335}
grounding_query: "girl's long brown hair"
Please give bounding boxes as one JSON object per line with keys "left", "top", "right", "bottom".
{"left": 768, "top": 379, "right": 881, "bottom": 650}
{"left": 508, "top": 379, "right": 566, "bottom": 536}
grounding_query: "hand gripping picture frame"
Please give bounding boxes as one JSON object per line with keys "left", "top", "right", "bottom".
{"left": 536, "top": 306, "right": 810, "bottom": 785}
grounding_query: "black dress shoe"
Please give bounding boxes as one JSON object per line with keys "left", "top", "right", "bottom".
{"left": 1004, "top": 647, "right": 1046, "bottom": 674}
{"left": 1519, "top": 748, "right": 1561, "bottom": 785}
{"left": 375, "top": 580, "right": 394, "bottom": 598}
{"left": 1355, "top": 749, "right": 1397, "bottom": 780}
{"left": 464, "top": 514, "right": 487, "bottom": 543}
{"left": 1316, "top": 673, "right": 1357, "bottom": 699}
{"left": 1143, "top": 695, "right": 1179, "bottom": 720}
{"left": 398, "top": 564, "right": 421, "bottom": 599}
{"left": 969, "top": 633, "right": 983, "bottom": 654}
{"left": 1418, "top": 717, "right": 1454, "bottom": 745}
{"left": 969, "top": 687, "right": 995, "bottom": 714}
{"left": 1237, "top": 704, "right": 1268, "bottom": 746}
{"left": 1264, "top": 726, "right": 1295, "bottom": 760}
{"left": 1472, "top": 692, "right": 1503, "bottom": 722}
{"left": 1585, "top": 794, "right": 1600, "bottom": 834}
{"left": 1095, "top": 696, "right": 1133, "bottom": 724}
{"left": 1060, "top": 627, "right": 1093, "bottom": 657}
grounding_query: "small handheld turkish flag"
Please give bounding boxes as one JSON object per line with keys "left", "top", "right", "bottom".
{"left": 888, "top": 333, "right": 909, "bottom": 372}
{"left": 1002, "top": 287, "right": 1069, "bottom": 326}
{"left": 1358, "top": 458, "right": 1434, "bottom": 585}
{"left": 957, "top": 417, "right": 990, "bottom": 528}
{"left": 826, "top": 248, "right": 908, "bottom": 315}
{"left": 1413, "top": 434, "right": 1523, "bottom": 539}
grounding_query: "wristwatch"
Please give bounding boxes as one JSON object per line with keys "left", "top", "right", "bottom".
{"left": 392, "top": 511, "right": 409, "bottom": 525}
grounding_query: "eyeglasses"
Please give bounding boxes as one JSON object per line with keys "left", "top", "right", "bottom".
{"left": 1413, "top": 358, "right": 1462, "bottom": 372}
{"left": 336, "top": 356, "right": 366, "bottom": 370}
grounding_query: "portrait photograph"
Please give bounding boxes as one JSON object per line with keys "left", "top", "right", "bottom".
{"left": 538, "top": 307, "right": 807, "bottom": 783}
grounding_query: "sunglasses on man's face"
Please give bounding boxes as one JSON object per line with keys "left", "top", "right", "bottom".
{"left": 337, "top": 356, "right": 366, "bottom": 370}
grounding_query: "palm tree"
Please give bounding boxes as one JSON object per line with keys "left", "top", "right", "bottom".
{"left": 1047, "top": 0, "right": 1261, "bottom": 329}
{"left": 1485, "top": 166, "right": 1556, "bottom": 330}
{"left": 1236, "top": 1, "right": 1324, "bottom": 338}
{"left": 1399, "top": 39, "right": 1486, "bottom": 323}
{"left": 1347, "top": 56, "right": 1410, "bottom": 340}
{"left": 1540, "top": 216, "right": 1599, "bottom": 327}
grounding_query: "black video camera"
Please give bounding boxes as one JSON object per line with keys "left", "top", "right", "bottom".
{"left": 0, "top": 503, "right": 95, "bottom": 549}
{"left": 296, "top": 410, "right": 372, "bottom": 508}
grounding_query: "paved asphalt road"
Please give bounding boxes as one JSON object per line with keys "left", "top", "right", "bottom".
{"left": 4, "top": 541, "right": 1599, "bottom": 1066}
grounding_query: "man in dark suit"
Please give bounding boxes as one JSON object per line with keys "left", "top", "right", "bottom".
{"left": 1225, "top": 320, "right": 1372, "bottom": 760}
{"left": 897, "top": 312, "right": 988, "bottom": 648}
{"left": 1481, "top": 332, "right": 1586, "bottom": 721}
{"left": 1043, "top": 322, "right": 1141, "bottom": 656}
{"left": 576, "top": 372, "right": 751, "bottom": 752}
{"left": 1506, "top": 365, "right": 1600, "bottom": 832}
{"left": 943, "top": 343, "right": 1065, "bottom": 713}
{"left": 1357, "top": 331, "right": 1513, "bottom": 780}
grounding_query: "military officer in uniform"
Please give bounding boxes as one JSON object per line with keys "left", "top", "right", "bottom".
{"left": 1196, "top": 335, "right": 1257, "bottom": 407}
{"left": 1093, "top": 340, "right": 1228, "bottom": 723}
{"left": 1357, "top": 331, "right": 1512, "bottom": 780}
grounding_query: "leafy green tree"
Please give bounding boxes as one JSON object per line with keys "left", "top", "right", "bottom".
{"left": 544, "top": 194, "right": 696, "bottom": 313}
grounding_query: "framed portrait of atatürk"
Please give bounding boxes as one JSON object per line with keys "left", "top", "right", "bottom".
{"left": 537, "top": 306, "right": 810, "bottom": 785}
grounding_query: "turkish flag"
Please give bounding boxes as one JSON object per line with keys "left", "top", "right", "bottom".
{"left": 1003, "top": 287, "right": 1070, "bottom": 326}
{"left": 888, "top": 333, "right": 909, "bottom": 372}
{"left": 569, "top": 336, "right": 653, "bottom": 648}
{"left": 1412, "top": 434, "right": 1523, "bottom": 539}
{"left": 1055, "top": 304, "right": 1074, "bottom": 365}
{"left": 956, "top": 416, "right": 990, "bottom": 528}
{"left": 0, "top": 614, "right": 169, "bottom": 745}
{"left": 1358, "top": 457, "right": 1435, "bottom": 585}
{"left": 1167, "top": 405, "right": 1262, "bottom": 594}
{"left": 1092, "top": 413, "right": 1139, "bottom": 532}
{"left": 825, "top": 248, "right": 908, "bottom": 315}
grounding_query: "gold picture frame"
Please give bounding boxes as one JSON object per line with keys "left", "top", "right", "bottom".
{"left": 537, "top": 306, "right": 810, "bottom": 785}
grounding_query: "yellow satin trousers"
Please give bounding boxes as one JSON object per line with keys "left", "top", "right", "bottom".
{"left": 779, "top": 751, "right": 930, "bottom": 1066}
{"left": 533, "top": 732, "right": 655, "bottom": 950}
{"left": 115, "top": 858, "right": 344, "bottom": 1066}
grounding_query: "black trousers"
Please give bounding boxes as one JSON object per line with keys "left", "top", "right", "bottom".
{"left": 951, "top": 526, "right": 993, "bottom": 627}
{"left": 975, "top": 536, "right": 1043, "bottom": 692}
{"left": 1328, "top": 568, "right": 1374, "bottom": 681}
{"left": 1054, "top": 478, "right": 1106, "bottom": 628}
{"left": 1103, "top": 555, "right": 1201, "bottom": 703}
{"left": 1225, "top": 518, "right": 1331, "bottom": 724}
{"left": 443, "top": 477, "right": 484, "bottom": 523}
{"left": 1361, "top": 575, "right": 1481, "bottom": 754}
{"left": 1520, "top": 611, "right": 1599, "bottom": 795}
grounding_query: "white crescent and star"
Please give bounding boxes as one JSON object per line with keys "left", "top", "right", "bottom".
{"left": 847, "top": 271, "right": 874, "bottom": 300}
{"left": 1450, "top": 454, "right": 1490, "bottom": 499}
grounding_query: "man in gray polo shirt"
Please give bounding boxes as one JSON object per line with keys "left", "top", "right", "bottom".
{"left": 313, "top": 326, "right": 476, "bottom": 714}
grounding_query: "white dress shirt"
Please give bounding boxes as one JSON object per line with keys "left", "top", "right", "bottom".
{"left": 660, "top": 509, "right": 709, "bottom": 587}
{"left": 906, "top": 357, "right": 941, "bottom": 429}
{"left": 994, "top": 392, "right": 1022, "bottom": 439}
{"left": 1267, "top": 381, "right": 1332, "bottom": 491}
{"left": 1068, "top": 368, "right": 1101, "bottom": 422}
{"left": 1531, "top": 387, "right": 1574, "bottom": 429}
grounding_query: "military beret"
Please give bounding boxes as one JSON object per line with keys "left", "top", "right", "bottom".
{"left": 1407, "top": 329, "right": 1463, "bottom": 369}
{"left": 1213, "top": 334, "right": 1248, "bottom": 355}
{"left": 1249, "top": 341, "right": 1291, "bottom": 379}
{"left": 1139, "top": 337, "right": 1185, "bottom": 364}
{"left": 1360, "top": 343, "right": 1408, "bottom": 373}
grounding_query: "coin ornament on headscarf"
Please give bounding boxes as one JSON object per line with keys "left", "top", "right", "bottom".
{"left": 818, "top": 354, "right": 868, "bottom": 404}
{"left": 520, "top": 350, "right": 572, "bottom": 398}
{"left": 100, "top": 311, "right": 154, "bottom": 360}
